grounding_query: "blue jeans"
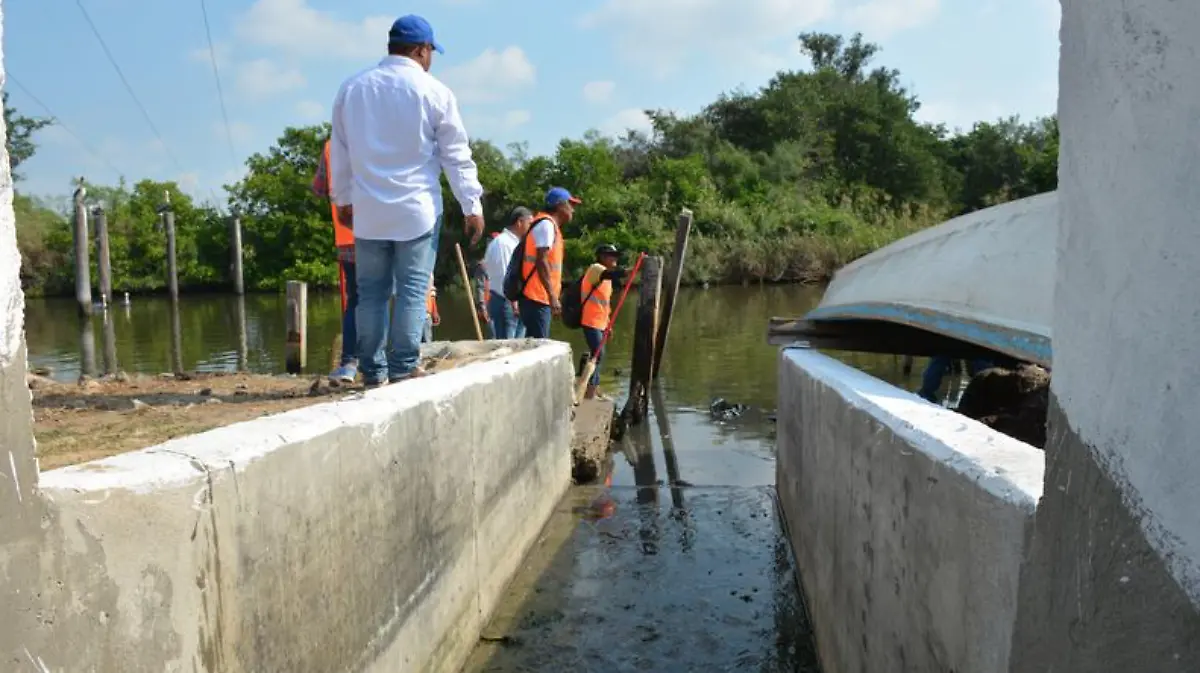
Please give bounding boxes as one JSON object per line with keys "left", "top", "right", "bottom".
{"left": 355, "top": 219, "right": 441, "bottom": 384}
{"left": 582, "top": 326, "right": 604, "bottom": 386}
{"left": 339, "top": 260, "right": 358, "bottom": 367}
{"left": 421, "top": 316, "right": 433, "bottom": 343}
{"left": 488, "top": 291, "right": 525, "bottom": 339}
{"left": 519, "top": 297, "right": 552, "bottom": 339}
{"left": 918, "top": 356, "right": 993, "bottom": 402}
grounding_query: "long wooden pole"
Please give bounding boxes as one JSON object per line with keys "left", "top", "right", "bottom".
{"left": 454, "top": 243, "right": 484, "bottom": 341}
{"left": 230, "top": 215, "right": 245, "bottom": 295}
{"left": 285, "top": 281, "right": 308, "bottom": 373}
{"left": 72, "top": 184, "right": 92, "bottom": 316}
{"left": 620, "top": 256, "right": 663, "bottom": 425}
{"left": 652, "top": 209, "right": 692, "bottom": 379}
{"left": 93, "top": 205, "right": 113, "bottom": 308}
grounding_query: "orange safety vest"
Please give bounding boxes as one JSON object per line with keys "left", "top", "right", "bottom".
{"left": 520, "top": 214, "right": 563, "bottom": 305}
{"left": 323, "top": 141, "right": 355, "bottom": 249}
{"left": 580, "top": 268, "right": 612, "bottom": 330}
{"left": 426, "top": 286, "right": 437, "bottom": 316}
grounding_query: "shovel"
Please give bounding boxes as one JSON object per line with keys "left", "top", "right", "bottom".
{"left": 573, "top": 252, "right": 646, "bottom": 405}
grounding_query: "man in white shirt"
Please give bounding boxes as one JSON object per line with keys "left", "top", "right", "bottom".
{"left": 482, "top": 206, "right": 532, "bottom": 339}
{"left": 330, "top": 14, "right": 484, "bottom": 387}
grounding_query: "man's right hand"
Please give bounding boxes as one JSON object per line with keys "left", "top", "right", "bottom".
{"left": 337, "top": 205, "right": 354, "bottom": 229}
{"left": 464, "top": 214, "right": 484, "bottom": 245}
{"left": 550, "top": 297, "right": 562, "bottom": 317}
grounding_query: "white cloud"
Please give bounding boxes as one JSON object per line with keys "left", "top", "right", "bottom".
{"left": 915, "top": 100, "right": 1005, "bottom": 134}
{"left": 600, "top": 108, "right": 653, "bottom": 138}
{"left": 582, "top": 80, "right": 616, "bottom": 104}
{"left": 188, "top": 42, "right": 233, "bottom": 67}
{"left": 580, "top": 0, "right": 834, "bottom": 77}
{"left": 295, "top": 100, "right": 326, "bottom": 121}
{"left": 440, "top": 47, "right": 536, "bottom": 104}
{"left": 234, "top": 0, "right": 392, "bottom": 61}
{"left": 235, "top": 58, "right": 306, "bottom": 98}
{"left": 841, "top": 0, "right": 941, "bottom": 39}
{"left": 502, "top": 110, "right": 531, "bottom": 129}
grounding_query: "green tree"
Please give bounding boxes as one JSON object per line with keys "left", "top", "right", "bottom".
{"left": 3, "top": 94, "right": 53, "bottom": 181}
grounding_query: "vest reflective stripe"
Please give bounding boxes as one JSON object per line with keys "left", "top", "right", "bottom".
{"left": 521, "top": 216, "right": 564, "bottom": 305}
{"left": 324, "top": 141, "right": 355, "bottom": 249}
{"left": 580, "top": 271, "right": 613, "bottom": 330}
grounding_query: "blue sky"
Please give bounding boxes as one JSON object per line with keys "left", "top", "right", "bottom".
{"left": 6, "top": 0, "right": 1060, "bottom": 204}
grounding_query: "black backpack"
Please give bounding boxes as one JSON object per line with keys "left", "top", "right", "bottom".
{"left": 501, "top": 217, "right": 550, "bottom": 301}
{"left": 560, "top": 277, "right": 600, "bottom": 330}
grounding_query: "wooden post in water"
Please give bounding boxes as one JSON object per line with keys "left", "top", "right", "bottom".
{"left": 78, "top": 313, "right": 97, "bottom": 379}
{"left": 160, "top": 191, "right": 179, "bottom": 300}
{"left": 230, "top": 214, "right": 245, "bottom": 295}
{"left": 72, "top": 183, "right": 93, "bottom": 316}
{"left": 235, "top": 295, "right": 249, "bottom": 372}
{"left": 285, "top": 281, "right": 308, "bottom": 374}
{"left": 652, "top": 208, "right": 692, "bottom": 380}
{"left": 101, "top": 310, "right": 118, "bottom": 376}
{"left": 620, "top": 255, "right": 663, "bottom": 425}
{"left": 93, "top": 205, "right": 113, "bottom": 308}
{"left": 169, "top": 299, "right": 184, "bottom": 374}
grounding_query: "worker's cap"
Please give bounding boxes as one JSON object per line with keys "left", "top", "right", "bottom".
{"left": 389, "top": 15, "right": 444, "bottom": 54}
{"left": 509, "top": 206, "right": 533, "bottom": 223}
{"left": 595, "top": 243, "right": 619, "bottom": 257}
{"left": 545, "top": 187, "right": 582, "bottom": 208}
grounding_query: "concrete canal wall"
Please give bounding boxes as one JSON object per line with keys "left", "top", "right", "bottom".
{"left": 1008, "top": 1, "right": 1200, "bottom": 669}
{"left": 777, "top": 349, "right": 1044, "bottom": 673}
{"left": 2, "top": 338, "right": 573, "bottom": 672}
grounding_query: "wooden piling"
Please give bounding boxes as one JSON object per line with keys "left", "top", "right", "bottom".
{"left": 620, "top": 255, "right": 663, "bottom": 425}
{"left": 72, "top": 185, "right": 93, "bottom": 316}
{"left": 161, "top": 192, "right": 179, "bottom": 300}
{"left": 235, "top": 295, "right": 249, "bottom": 372}
{"left": 652, "top": 208, "right": 692, "bottom": 380}
{"left": 169, "top": 299, "right": 184, "bottom": 374}
{"left": 230, "top": 215, "right": 245, "bottom": 295}
{"left": 93, "top": 206, "right": 113, "bottom": 308}
{"left": 285, "top": 281, "right": 308, "bottom": 374}
{"left": 78, "top": 315, "right": 97, "bottom": 379}
{"left": 101, "top": 310, "right": 118, "bottom": 376}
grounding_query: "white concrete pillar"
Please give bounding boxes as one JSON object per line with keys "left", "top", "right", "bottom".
{"left": 1011, "top": 1, "right": 1200, "bottom": 669}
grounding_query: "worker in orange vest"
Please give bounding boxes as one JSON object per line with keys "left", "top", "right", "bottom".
{"left": 580, "top": 243, "right": 624, "bottom": 400}
{"left": 423, "top": 274, "right": 440, "bottom": 343}
{"left": 312, "top": 139, "right": 359, "bottom": 383}
{"left": 519, "top": 187, "right": 580, "bottom": 338}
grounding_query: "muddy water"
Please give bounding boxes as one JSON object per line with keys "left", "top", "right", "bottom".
{"left": 24, "top": 285, "right": 952, "bottom": 671}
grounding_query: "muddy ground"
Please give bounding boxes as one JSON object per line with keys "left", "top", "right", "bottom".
{"left": 29, "top": 342, "right": 525, "bottom": 470}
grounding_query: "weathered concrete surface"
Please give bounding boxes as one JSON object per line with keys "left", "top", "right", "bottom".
{"left": 570, "top": 398, "right": 614, "bottom": 483}
{"left": 1008, "top": 0, "right": 1200, "bottom": 667}
{"left": 462, "top": 485, "right": 821, "bottom": 672}
{"left": 3, "top": 334, "right": 573, "bottom": 671}
{"left": 777, "top": 349, "right": 1044, "bottom": 673}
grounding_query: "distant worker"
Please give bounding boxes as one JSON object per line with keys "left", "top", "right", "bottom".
{"left": 329, "top": 14, "right": 484, "bottom": 388}
{"left": 312, "top": 138, "right": 359, "bottom": 384}
{"left": 423, "top": 276, "right": 440, "bottom": 343}
{"left": 484, "top": 207, "right": 532, "bottom": 339}
{"left": 579, "top": 243, "right": 626, "bottom": 400}
{"left": 519, "top": 188, "right": 580, "bottom": 338}
{"left": 472, "top": 252, "right": 491, "bottom": 336}
{"left": 918, "top": 356, "right": 993, "bottom": 403}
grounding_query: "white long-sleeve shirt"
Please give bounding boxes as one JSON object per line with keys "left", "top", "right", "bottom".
{"left": 330, "top": 55, "right": 483, "bottom": 242}
{"left": 483, "top": 228, "right": 521, "bottom": 298}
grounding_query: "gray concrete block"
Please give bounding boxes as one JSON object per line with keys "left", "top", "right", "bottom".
{"left": 776, "top": 349, "right": 1044, "bottom": 673}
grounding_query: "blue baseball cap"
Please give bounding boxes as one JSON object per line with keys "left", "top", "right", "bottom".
{"left": 388, "top": 15, "right": 444, "bottom": 54}
{"left": 545, "top": 187, "right": 582, "bottom": 208}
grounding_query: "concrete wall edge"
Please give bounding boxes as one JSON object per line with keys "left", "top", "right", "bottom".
{"left": 781, "top": 347, "right": 1044, "bottom": 507}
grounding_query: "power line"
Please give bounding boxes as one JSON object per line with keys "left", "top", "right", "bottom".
{"left": 73, "top": 0, "right": 186, "bottom": 175}
{"left": 199, "top": 0, "right": 237, "bottom": 165}
{"left": 5, "top": 74, "right": 126, "bottom": 179}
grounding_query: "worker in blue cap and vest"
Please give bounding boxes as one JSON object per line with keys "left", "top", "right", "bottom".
{"left": 329, "top": 14, "right": 485, "bottom": 388}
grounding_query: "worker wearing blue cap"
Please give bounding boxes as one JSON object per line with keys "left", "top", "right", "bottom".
{"left": 329, "top": 14, "right": 485, "bottom": 388}
{"left": 518, "top": 187, "right": 581, "bottom": 338}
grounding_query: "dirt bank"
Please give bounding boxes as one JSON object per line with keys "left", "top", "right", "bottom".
{"left": 30, "top": 342, "right": 528, "bottom": 470}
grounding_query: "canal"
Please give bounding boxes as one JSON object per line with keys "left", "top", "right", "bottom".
{"left": 24, "top": 285, "right": 931, "bottom": 672}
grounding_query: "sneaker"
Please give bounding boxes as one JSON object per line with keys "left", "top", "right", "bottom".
{"left": 329, "top": 364, "right": 358, "bottom": 385}
{"left": 362, "top": 378, "right": 389, "bottom": 390}
{"left": 388, "top": 367, "right": 429, "bottom": 384}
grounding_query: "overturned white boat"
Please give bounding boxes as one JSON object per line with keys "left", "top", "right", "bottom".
{"left": 769, "top": 191, "right": 1056, "bottom": 367}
